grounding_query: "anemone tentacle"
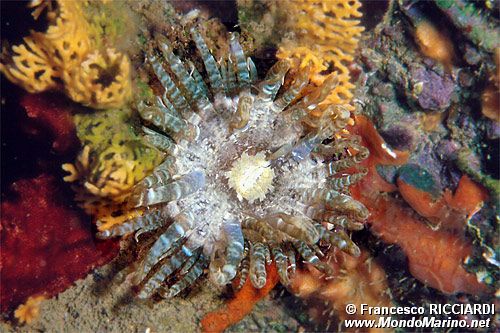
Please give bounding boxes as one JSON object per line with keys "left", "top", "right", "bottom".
{"left": 99, "top": 28, "right": 369, "bottom": 299}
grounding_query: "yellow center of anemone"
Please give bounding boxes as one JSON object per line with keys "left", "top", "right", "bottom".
{"left": 225, "top": 152, "right": 275, "bottom": 204}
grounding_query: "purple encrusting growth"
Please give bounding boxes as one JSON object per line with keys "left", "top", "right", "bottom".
{"left": 410, "top": 67, "right": 455, "bottom": 112}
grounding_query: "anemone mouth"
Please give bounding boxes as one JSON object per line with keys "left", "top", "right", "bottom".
{"left": 225, "top": 151, "right": 275, "bottom": 203}
{"left": 96, "top": 28, "right": 369, "bottom": 300}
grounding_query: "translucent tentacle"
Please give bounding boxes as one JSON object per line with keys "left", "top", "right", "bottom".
{"left": 139, "top": 214, "right": 194, "bottom": 280}
{"left": 229, "top": 32, "right": 250, "bottom": 88}
{"left": 241, "top": 217, "right": 278, "bottom": 241}
{"left": 187, "top": 60, "right": 209, "bottom": 98}
{"left": 292, "top": 239, "right": 333, "bottom": 275}
{"left": 132, "top": 156, "right": 176, "bottom": 191}
{"left": 306, "top": 188, "right": 369, "bottom": 221}
{"left": 158, "top": 42, "right": 213, "bottom": 113}
{"left": 230, "top": 94, "right": 253, "bottom": 130}
{"left": 271, "top": 244, "right": 290, "bottom": 286}
{"left": 142, "top": 126, "right": 178, "bottom": 155}
{"left": 190, "top": 28, "right": 225, "bottom": 95}
{"left": 236, "top": 242, "right": 250, "bottom": 289}
{"left": 129, "top": 170, "right": 205, "bottom": 207}
{"left": 137, "top": 97, "right": 192, "bottom": 142}
{"left": 274, "top": 66, "right": 310, "bottom": 111}
{"left": 138, "top": 239, "right": 199, "bottom": 299}
{"left": 258, "top": 60, "right": 290, "bottom": 102}
{"left": 249, "top": 242, "right": 267, "bottom": 289}
{"left": 297, "top": 73, "right": 339, "bottom": 111}
{"left": 265, "top": 213, "right": 319, "bottom": 244}
{"left": 247, "top": 57, "right": 258, "bottom": 83}
{"left": 159, "top": 253, "right": 207, "bottom": 298}
{"left": 291, "top": 134, "right": 321, "bottom": 162}
{"left": 96, "top": 208, "right": 167, "bottom": 239}
{"left": 209, "top": 219, "right": 245, "bottom": 285}
{"left": 328, "top": 169, "right": 368, "bottom": 190}
{"left": 149, "top": 54, "right": 191, "bottom": 117}
{"left": 325, "top": 214, "right": 364, "bottom": 231}
{"left": 315, "top": 224, "right": 361, "bottom": 257}
{"left": 226, "top": 57, "right": 237, "bottom": 94}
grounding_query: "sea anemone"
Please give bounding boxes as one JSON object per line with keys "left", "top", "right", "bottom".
{"left": 95, "top": 27, "right": 369, "bottom": 299}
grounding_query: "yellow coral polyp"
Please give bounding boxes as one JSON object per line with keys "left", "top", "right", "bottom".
{"left": 0, "top": 0, "right": 131, "bottom": 109}
{"left": 65, "top": 49, "right": 132, "bottom": 109}
{"left": 14, "top": 295, "right": 47, "bottom": 325}
{"left": 277, "top": 0, "right": 364, "bottom": 111}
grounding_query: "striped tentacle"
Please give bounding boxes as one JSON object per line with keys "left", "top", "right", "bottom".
{"left": 325, "top": 214, "right": 364, "bottom": 231}
{"left": 310, "top": 243, "right": 325, "bottom": 258}
{"left": 209, "top": 219, "right": 245, "bottom": 285}
{"left": 284, "top": 243, "right": 297, "bottom": 275}
{"left": 96, "top": 207, "right": 167, "bottom": 239}
{"left": 159, "top": 252, "right": 207, "bottom": 298}
{"left": 149, "top": 54, "right": 191, "bottom": 118}
{"left": 137, "top": 97, "right": 195, "bottom": 142}
{"left": 157, "top": 42, "right": 213, "bottom": 114}
{"left": 306, "top": 188, "right": 369, "bottom": 221}
{"left": 315, "top": 223, "right": 360, "bottom": 257}
{"left": 241, "top": 217, "right": 279, "bottom": 241}
{"left": 187, "top": 60, "right": 210, "bottom": 99}
{"left": 327, "top": 168, "right": 368, "bottom": 191}
{"left": 142, "top": 126, "right": 178, "bottom": 155}
{"left": 258, "top": 60, "right": 290, "bottom": 102}
{"left": 129, "top": 170, "right": 205, "bottom": 208}
{"left": 271, "top": 243, "right": 291, "bottom": 286}
{"left": 264, "top": 213, "right": 319, "bottom": 245}
{"left": 190, "top": 28, "right": 225, "bottom": 95}
{"left": 138, "top": 238, "right": 200, "bottom": 299}
{"left": 292, "top": 239, "right": 333, "bottom": 275}
{"left": 248, "top": 57, "right": 258, "bottom": 84}
{"left": 229, "top": 32, "right": 251, "bottom": 89}
{"left": 249, "top": 242, "right": 268, "bottom": 289}
{"left": 225, "top": 57, "right": 238, "bottom": 94}
{"left": 273, "top": 66, "right": 310, "bottom": 111}
{"left": 236, "top": 242, "right": 250, "bottom": 289}
{"left": 132, "top": 156, "right": 177, "bottom": 191}
{"left": 138, "top": 213, "right": 194, "bottom": 281}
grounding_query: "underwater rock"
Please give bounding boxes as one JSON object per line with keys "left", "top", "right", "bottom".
{"left": 434, "top": 0, "right": 499, "bottom": 53}
{"left": 0, "top": 174, "right": 119, "bottom": 313}
{"left": 408, "top": 66, "right": 455, "bottom": 112}
{"left": 350, "top": 116, "right": 489, "bottom": 295}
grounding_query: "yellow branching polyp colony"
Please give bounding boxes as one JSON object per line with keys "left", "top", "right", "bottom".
{"left": 277, "top": 0, "right": 364, "bottom": 111}
{"left": 0, "top": 0, "right": 131, "bottom": 109}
